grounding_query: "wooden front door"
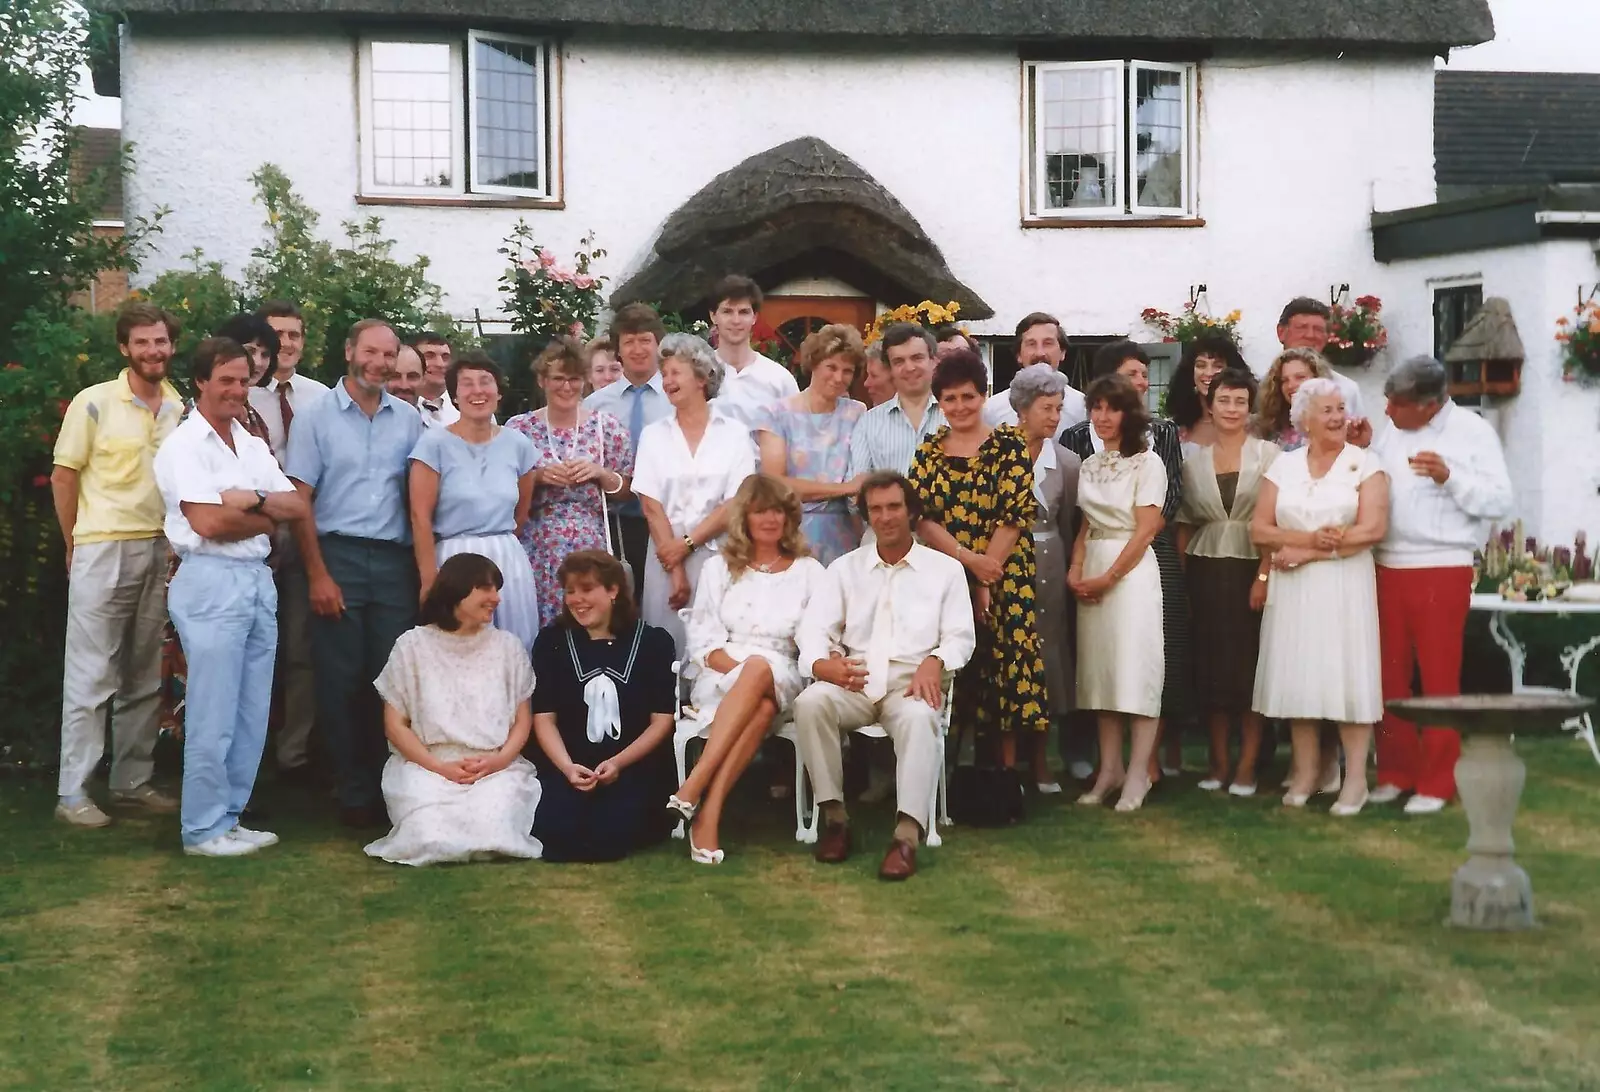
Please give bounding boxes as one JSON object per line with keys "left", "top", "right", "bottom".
{"left": 760, "top": 296, "right": 877, "bottom": 360}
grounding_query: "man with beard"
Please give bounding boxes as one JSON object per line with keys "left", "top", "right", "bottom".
{"left": 154, "top": 338, "right": 307, "bottom": 855}
{"left": 286, "top": 319, "right": 424, "bottom": 826}
{"left": 982, "top": 313, "right": 1087, "bottom": 432}
{"left": 51, "top": 302, "right": 187, "bottom": 827}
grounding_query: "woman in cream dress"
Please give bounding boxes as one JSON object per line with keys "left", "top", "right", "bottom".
{"left": 1070, "top": 374, "right": 1167, "bottom": 813}
{"left": 1251, "top": 378, "right": 1388, "bottom": 816}
{"left": 673, "top": 476, "right": 826, "bottom": 862}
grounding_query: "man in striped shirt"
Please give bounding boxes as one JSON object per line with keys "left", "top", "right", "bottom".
{"left": 848, "top": 323, "right": 945, "bottom": 477}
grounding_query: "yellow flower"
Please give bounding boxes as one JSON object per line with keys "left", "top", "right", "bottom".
{"left": 1225, "top": 309, "right": 1242, "bottom": 323}
{"left": 76, "top": 353, "right": 88, "bottom": 362}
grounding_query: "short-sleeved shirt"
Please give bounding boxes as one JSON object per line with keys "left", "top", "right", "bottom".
{"left": 153, "top": 411, "right": 295, "bottom": 561}
{"left": 252, "top": 371, "right": 332, "bottom": 463}
{"left": 285, "top": 378, "right": 424, "bottom": 544}
{"left": 408, "top": 425, "right": 535, "bottom": 540}
{"left": 631, "top": 413, "right": 755, "bottom": 540}
{"left": 584, "top": 371, "right": 671, "bottom": 518}
{"left": 715, "top": 353, "right": 800, "bottom": 429}
{"left": 52, "top": 370, "right": 185, "bottom": 544}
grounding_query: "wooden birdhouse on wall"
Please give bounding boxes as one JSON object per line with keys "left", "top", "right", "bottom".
{"left": 1444, "top": 297, "right": 1524, "bottom": 398}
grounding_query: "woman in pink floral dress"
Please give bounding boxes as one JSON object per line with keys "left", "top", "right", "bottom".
{"left": 507, "top": 338, "right": 634, "bottom": 627}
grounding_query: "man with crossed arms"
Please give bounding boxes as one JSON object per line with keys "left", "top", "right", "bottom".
{"left": 793, "top": 471, "right": 975, "bottom": 881}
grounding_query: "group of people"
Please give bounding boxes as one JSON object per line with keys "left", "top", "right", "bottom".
{"left": 48, "top": 278, "right": 1513, "bottom": 878}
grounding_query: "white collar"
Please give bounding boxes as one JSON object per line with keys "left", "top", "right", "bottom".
{"left": 1034, "top": 440, "right": 1058, "bottom": 472}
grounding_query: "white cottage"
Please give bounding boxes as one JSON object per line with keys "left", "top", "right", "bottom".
{"left": 104, "top": 1, "right": 1491, "bottom": 400}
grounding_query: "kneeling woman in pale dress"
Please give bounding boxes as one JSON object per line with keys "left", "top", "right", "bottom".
{"left": 366, "top": 552, "right": 543, "bottom": 866}
{"left": 673, "top": 475, "right": 826, "bottom": 863}
{"left": 1251, "top": 378, "right": 1388, "bottom": 816}
{"left": 1070, "top": 374, "right": 1167, "bottom": 813}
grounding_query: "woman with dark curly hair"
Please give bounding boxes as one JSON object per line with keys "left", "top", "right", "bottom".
{"left": 908, "top": 349, "right": 1047, "bottom": 806}
{"left": 1167, "top": 332, "right": 1247, "bottom": 450}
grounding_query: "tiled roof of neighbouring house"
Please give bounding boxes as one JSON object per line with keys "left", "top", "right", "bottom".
{"left": 69, "top": 127, "right": 123, "bottom": 222}
{"left": 1436, "top": 71, "right": 1600, "bottom": 195}
{"left": 96, "top": 0, "right": 1493, "bottom": 48}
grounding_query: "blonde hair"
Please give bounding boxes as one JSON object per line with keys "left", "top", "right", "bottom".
{"left": 1254, "top": 347, "right": 1332, "bottom": 440}
{"left": 534, "top": 336, "right": 587, "bottom": 380}
{"left": 721, "top": 474, "right": 809, "bottom": 578}
{"left": 799, "top": 323, "right": 866, "bottom": 377}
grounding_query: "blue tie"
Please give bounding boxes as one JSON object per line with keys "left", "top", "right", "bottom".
{"left": 626, "top": 383, "right": 647, "bottom": 449}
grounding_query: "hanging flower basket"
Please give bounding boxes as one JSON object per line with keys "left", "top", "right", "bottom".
{"left": 1139, "top": 302, "right": 1241, "bottom": 346}
{"left": 1324, "top": 294, "right": 1387, "bottom": 370}
{"left": 1557, "top": 300, "right": 1600, "bottom": 384}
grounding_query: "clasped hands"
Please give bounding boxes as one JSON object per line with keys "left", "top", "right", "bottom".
{"left": 538, "top": 460, "right": 607, "bottom": 490}
{"left": 813, "top": 652, "right": 944, "bottom": 710}
{"left": 1066, "top": 565, "right": 1116, "bottom": 604}
{"left": 560, "top": 758, "right": 622, "bottom": 793}
{"left": 1272, "top": 525, "right": 1345, "bottom": 570}
{"left": 431, "top": 749, "right": 517, "bottom": 786}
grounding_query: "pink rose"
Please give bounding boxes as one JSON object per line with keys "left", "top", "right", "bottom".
{"left": 549, "top": 267, "right": 572, "bottom": 284}
{"left": 573, "top": 273, "right": 595, "bottom": 289}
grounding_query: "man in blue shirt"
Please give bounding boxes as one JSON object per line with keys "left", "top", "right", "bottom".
{"left": 583, "top": 302, "right": 671, "bottom": 601}
{"left": 286, "top": 318, "right": 424, "bottom": 826}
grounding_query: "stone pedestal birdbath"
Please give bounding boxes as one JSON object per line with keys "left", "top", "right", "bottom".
{"left": 1387, "top": 693, "right": 1594, "bottom": 931}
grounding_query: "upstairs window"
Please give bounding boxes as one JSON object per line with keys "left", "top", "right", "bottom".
{"left": 359, "top": 31, "right": 560, "bottom": 201}
{"left": 1025, "top": 60, "right": 1196, "bottom": 220}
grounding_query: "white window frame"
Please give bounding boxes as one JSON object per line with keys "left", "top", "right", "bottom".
{"left": 358, "top": 31, "right": 561, "bottom": 201}
{"left": 1025, "top": 59, "right": 1196, "bottom": 220}
{"left": 465, "top": 29, "right": 559, "bottom": 200}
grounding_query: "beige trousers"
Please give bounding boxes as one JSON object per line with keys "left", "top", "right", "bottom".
{"left": 792, "top": 663, "right": 942, "bottom": 831}
{"left": 58, "top": 537, "right": 168, "bottom": 799}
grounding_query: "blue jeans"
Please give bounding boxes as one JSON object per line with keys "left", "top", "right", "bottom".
{"left": 167, "top": 555, "right": 278, "bottom": 846}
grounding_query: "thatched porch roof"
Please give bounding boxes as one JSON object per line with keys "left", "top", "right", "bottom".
{"left": 1445, "top": 297, "right": 1525, "bottom": 363}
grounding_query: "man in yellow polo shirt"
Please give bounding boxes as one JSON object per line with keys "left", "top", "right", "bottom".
{"left": 50, "top": 301, "right": 186, "bottom": 827}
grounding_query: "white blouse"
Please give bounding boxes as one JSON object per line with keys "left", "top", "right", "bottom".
{"left": 1265, "top": 444, "right": 1383, "bottom": 533}
{"left": 631, "top": 411, "right": 756, "bottom": 539}
{"left": 373, "top": 626, "right": 535, "bottom": 753}
{"left": 1177, "top": 436, "right": 1279, "bottom": 559}
{"left": 687, "top": 554, "right": 827, "bottom": 669}
{"left": 1078, "top": 450, "right": 1167, "bottom": 536}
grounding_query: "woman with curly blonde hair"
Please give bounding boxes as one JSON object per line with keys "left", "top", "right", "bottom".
{"left": 670, "top": 475, "right": 827, "bottom": 862}
{"left": 1255, "top": 348, "right": 1333, "bottom": 451}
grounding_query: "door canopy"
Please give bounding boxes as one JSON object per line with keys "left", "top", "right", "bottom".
{"left": 610, "top": 136, "right": 992, "bottom": 320}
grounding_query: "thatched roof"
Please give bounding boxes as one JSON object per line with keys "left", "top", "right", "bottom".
{"left": 610, "top": 137, "right": 993, "bottom": 319}
{"left": 1444, "top": 297, "right": 1524, "bottom": 363}
{"left": 99, "top": 0, "right": 1493, "bottom": 49}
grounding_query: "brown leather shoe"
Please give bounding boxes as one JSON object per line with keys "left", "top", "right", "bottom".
{"left": 878, "top": 838, "right": 917, "bottom": 881}
{"left": 814, "top": 821, "right": 851, "bottom": 863}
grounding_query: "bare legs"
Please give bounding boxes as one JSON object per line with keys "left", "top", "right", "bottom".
{"left": 1334, "top": 722, "right": 1372, "bottom": 810}
{"left": 1080, "top": 712, "right": 1159, "bottom": 810}
{"left": 1029, "top": 730, "right": 1054, "bottom": 787}
{"left": 1284, "top": 719, "right": 1322, "bottom": 804}
{"left": 675, "top": 656, "right": 777, "bottom": 853}
{"left": 1206, "top": 711, "right": 1264, "bottom": 789}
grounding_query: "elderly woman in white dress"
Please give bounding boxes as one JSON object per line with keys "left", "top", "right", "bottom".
{"left": 1251, "top": 377, "right": 1389, "bottom": 816}
{"left": 366, "top": 553, "right": 543, "bottom": 866}
{"left": 670, "top": 475, "right": 826, "bottom": 863}
{"left": 633, "top": 333, "right": 757, "bottom": 654}
{"left": 1070, "top": 374, "right": 1167, "bottom": 813}
{"left": 1009, "top": 364, "right": 1081, "bottom": 792}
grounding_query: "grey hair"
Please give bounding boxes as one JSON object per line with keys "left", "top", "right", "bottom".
{"left": 1007, "top": 363, "right": 1069, "bottom": 414}
{"left": 1384, "top": 355, "right": 1449, "bottom": 405}
{"left": 658, "top": 332, "right": 723, "bottom": 400}
{"left": 1289, "top": 376, "right": 1344, "bottom": 432}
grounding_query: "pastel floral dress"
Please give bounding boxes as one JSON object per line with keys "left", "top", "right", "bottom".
{"left": 908, "top": 424, "right": 1049, "bottom": 739}
{"left": 753, "top": 394, "right": 866, "bottom": 566}
{"left": 506, "top": 409, "right": 633, "bottom": 627}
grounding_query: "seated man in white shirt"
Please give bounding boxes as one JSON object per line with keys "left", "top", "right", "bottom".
{"left": 154, "top": 337, "right": 307, "bottom": 857}
{"left": 1277, "top": 296, "right": 1372, "bottom": 446}
{"left": 793, "top": 471, "right": 976, "bottom": 880}
{"left": 982, "top": 312, "right": 1087, "bottom": 431}
{"left": 706, "top": 274, "right": 798, "bottom": 428}
{"left": 1369, "top": 355, "right": 1512, "bottom": 815}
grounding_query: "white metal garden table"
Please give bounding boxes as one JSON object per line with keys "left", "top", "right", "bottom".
{"left": 1469, "top": 592, "right": 1600, "bottom": 764}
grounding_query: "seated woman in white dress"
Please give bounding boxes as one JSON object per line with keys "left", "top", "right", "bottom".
{"left": 1070, "top": 374, "right": 1167, "bottom": 813}
{"left": 1251, "top": 378, "right": 1389, "bottom": 816}
{"left": 670, "top": 474, "right": 826, "bottom": 864}
{"left": 365, "top": 553, "right": 544, "bottom": 866}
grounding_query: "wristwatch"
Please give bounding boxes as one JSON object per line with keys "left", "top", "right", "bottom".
{"left": 682, "top": 534, "right": 697, "bottom": 553}
{"left": 1255, "top": 572, "right": 1269, "bottom": 583}
{"left": 249, "top": 489, "right": 268, "bottom": 513}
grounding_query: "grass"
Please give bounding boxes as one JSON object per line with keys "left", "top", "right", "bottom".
{"left": 3, "top": 736, "right": 1600, "bottom": 1092}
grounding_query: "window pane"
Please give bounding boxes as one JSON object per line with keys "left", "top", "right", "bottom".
{"left": 474, "top": 37, "right": 542, "bottom": 191}
{"left": 1039, "top": 67, "right": 1118, "bottom": 210}
{"left": 1134, "top": 67, "right": 1185, "bottom": 209}
{"left": 368, "top": 41, "right": 454, "bottom": 189}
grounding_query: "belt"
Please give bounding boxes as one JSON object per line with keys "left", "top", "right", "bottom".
{"left": 1033, "top": 528, "right": 1059, "bottom": 541}
{"left": 1088, "top": 529, "right": 1131, "bottom": 541}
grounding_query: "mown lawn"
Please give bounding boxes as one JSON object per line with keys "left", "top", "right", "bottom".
{"left": 3, "top": 733, "right": 1599, "bottom": 1092}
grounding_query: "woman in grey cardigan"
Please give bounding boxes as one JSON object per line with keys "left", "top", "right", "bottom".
{"left": 1009, "top": 364, "right": 1082, "bottom": 793}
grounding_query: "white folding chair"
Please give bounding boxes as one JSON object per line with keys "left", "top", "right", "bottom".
{"left": 798, "top": 676, "right": 955, "bottom": 848}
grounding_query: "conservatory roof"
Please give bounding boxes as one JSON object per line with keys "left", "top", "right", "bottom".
{"left": 99, "top": 0, "right": 1493, "bottom": 50}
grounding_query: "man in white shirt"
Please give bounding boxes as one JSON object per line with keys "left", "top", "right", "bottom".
{"left": 154, "top": 337, "right": 307, "bottom": 856}
{"left": 1276, "top": 297, "right": 1372, "bottom": 446}
{"left": 706, "top": 274, "right": 798, "bottom": 427}
{"left": 412, "top": 333, "right": 461, "bottom": 426}
{"left": 1369, "top": 355, "right": 1512, "bottom": 815}
{"left": 793, "top": 472, "right": 976, "bottom": 880}
{"left": 848, "top": 323, "right": 946, "bottom": 477}
{"left": 257, "top": 300, "right": 332, "bottom": 460}
{"left": 982, "top": 312, "right": 1087, "bottom": 431}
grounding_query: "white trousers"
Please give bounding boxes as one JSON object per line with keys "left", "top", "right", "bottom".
{"left": 58, "top": 537, "right": 168, "bottom": 799}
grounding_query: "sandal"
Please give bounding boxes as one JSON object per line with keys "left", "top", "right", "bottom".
{"left": 688, "top": 830, "right": 725, "bottom": 865}
{"left": 667, "top": 794, "right": 698, "bottom": 823}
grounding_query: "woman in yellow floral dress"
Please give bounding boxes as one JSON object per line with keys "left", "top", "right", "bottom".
{"left": 908, "top": 350, "right": 1048, "bottom": 814}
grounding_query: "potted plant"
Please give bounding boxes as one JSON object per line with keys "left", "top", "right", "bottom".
{"left": 1324, "top": 294, "right": 1387, "bottom": 370}
{"left": 1556, "top": 299, "right": 1600, "bottom": 384}
{"left": 865, "top": 300, "right": 963, "bottom": 344}
{"left": 1139, "top": 301, "right": 1241, "bottom": 346}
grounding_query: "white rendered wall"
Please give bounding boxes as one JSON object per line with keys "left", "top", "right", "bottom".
{"left": 121, "top": 25, "right": 1437, "bottom": 360}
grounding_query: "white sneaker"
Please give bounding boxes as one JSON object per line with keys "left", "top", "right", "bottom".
{"left": 1227, "top": 783, "right": 1258, "bottom": 797}
{"left": 55, "top": 799, "right": 111, "bottom": 827}
{"left": 1068, "top": 761, "right": 1095, "bottom": 781}
{"left": 184, "top": 833, "right": 259, "bottom": 857}
{"left": 1368, "top": 783, "right": 1405, "bottom": 805}
{"left": 229, "top": 825, "right": 279, "bottom": 848}
{"left": 1197, "top": 778, "right": 1223, "bottom": 792}
{"left": 1403, "top": 794, "right": 1448, "bottom": 815}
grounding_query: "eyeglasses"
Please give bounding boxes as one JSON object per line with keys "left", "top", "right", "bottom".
{"left": 545, "top": 375, "right": 585, "bottom": 387}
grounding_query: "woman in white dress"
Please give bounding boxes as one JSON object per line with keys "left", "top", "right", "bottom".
{"left": 1251, "top": 378, "right": 1389, "bottom": 816}
{"left": 632, "top": 333, "right": 757, "bottom": 655}
{"left": 671, "top": 475, "right": 826, "bottom": 863}
{"left": 1069, "top": 374, "right": 1167, "bottom": 813}
{"left": 366, "top": 552, "right": 544, "bottom": 866}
